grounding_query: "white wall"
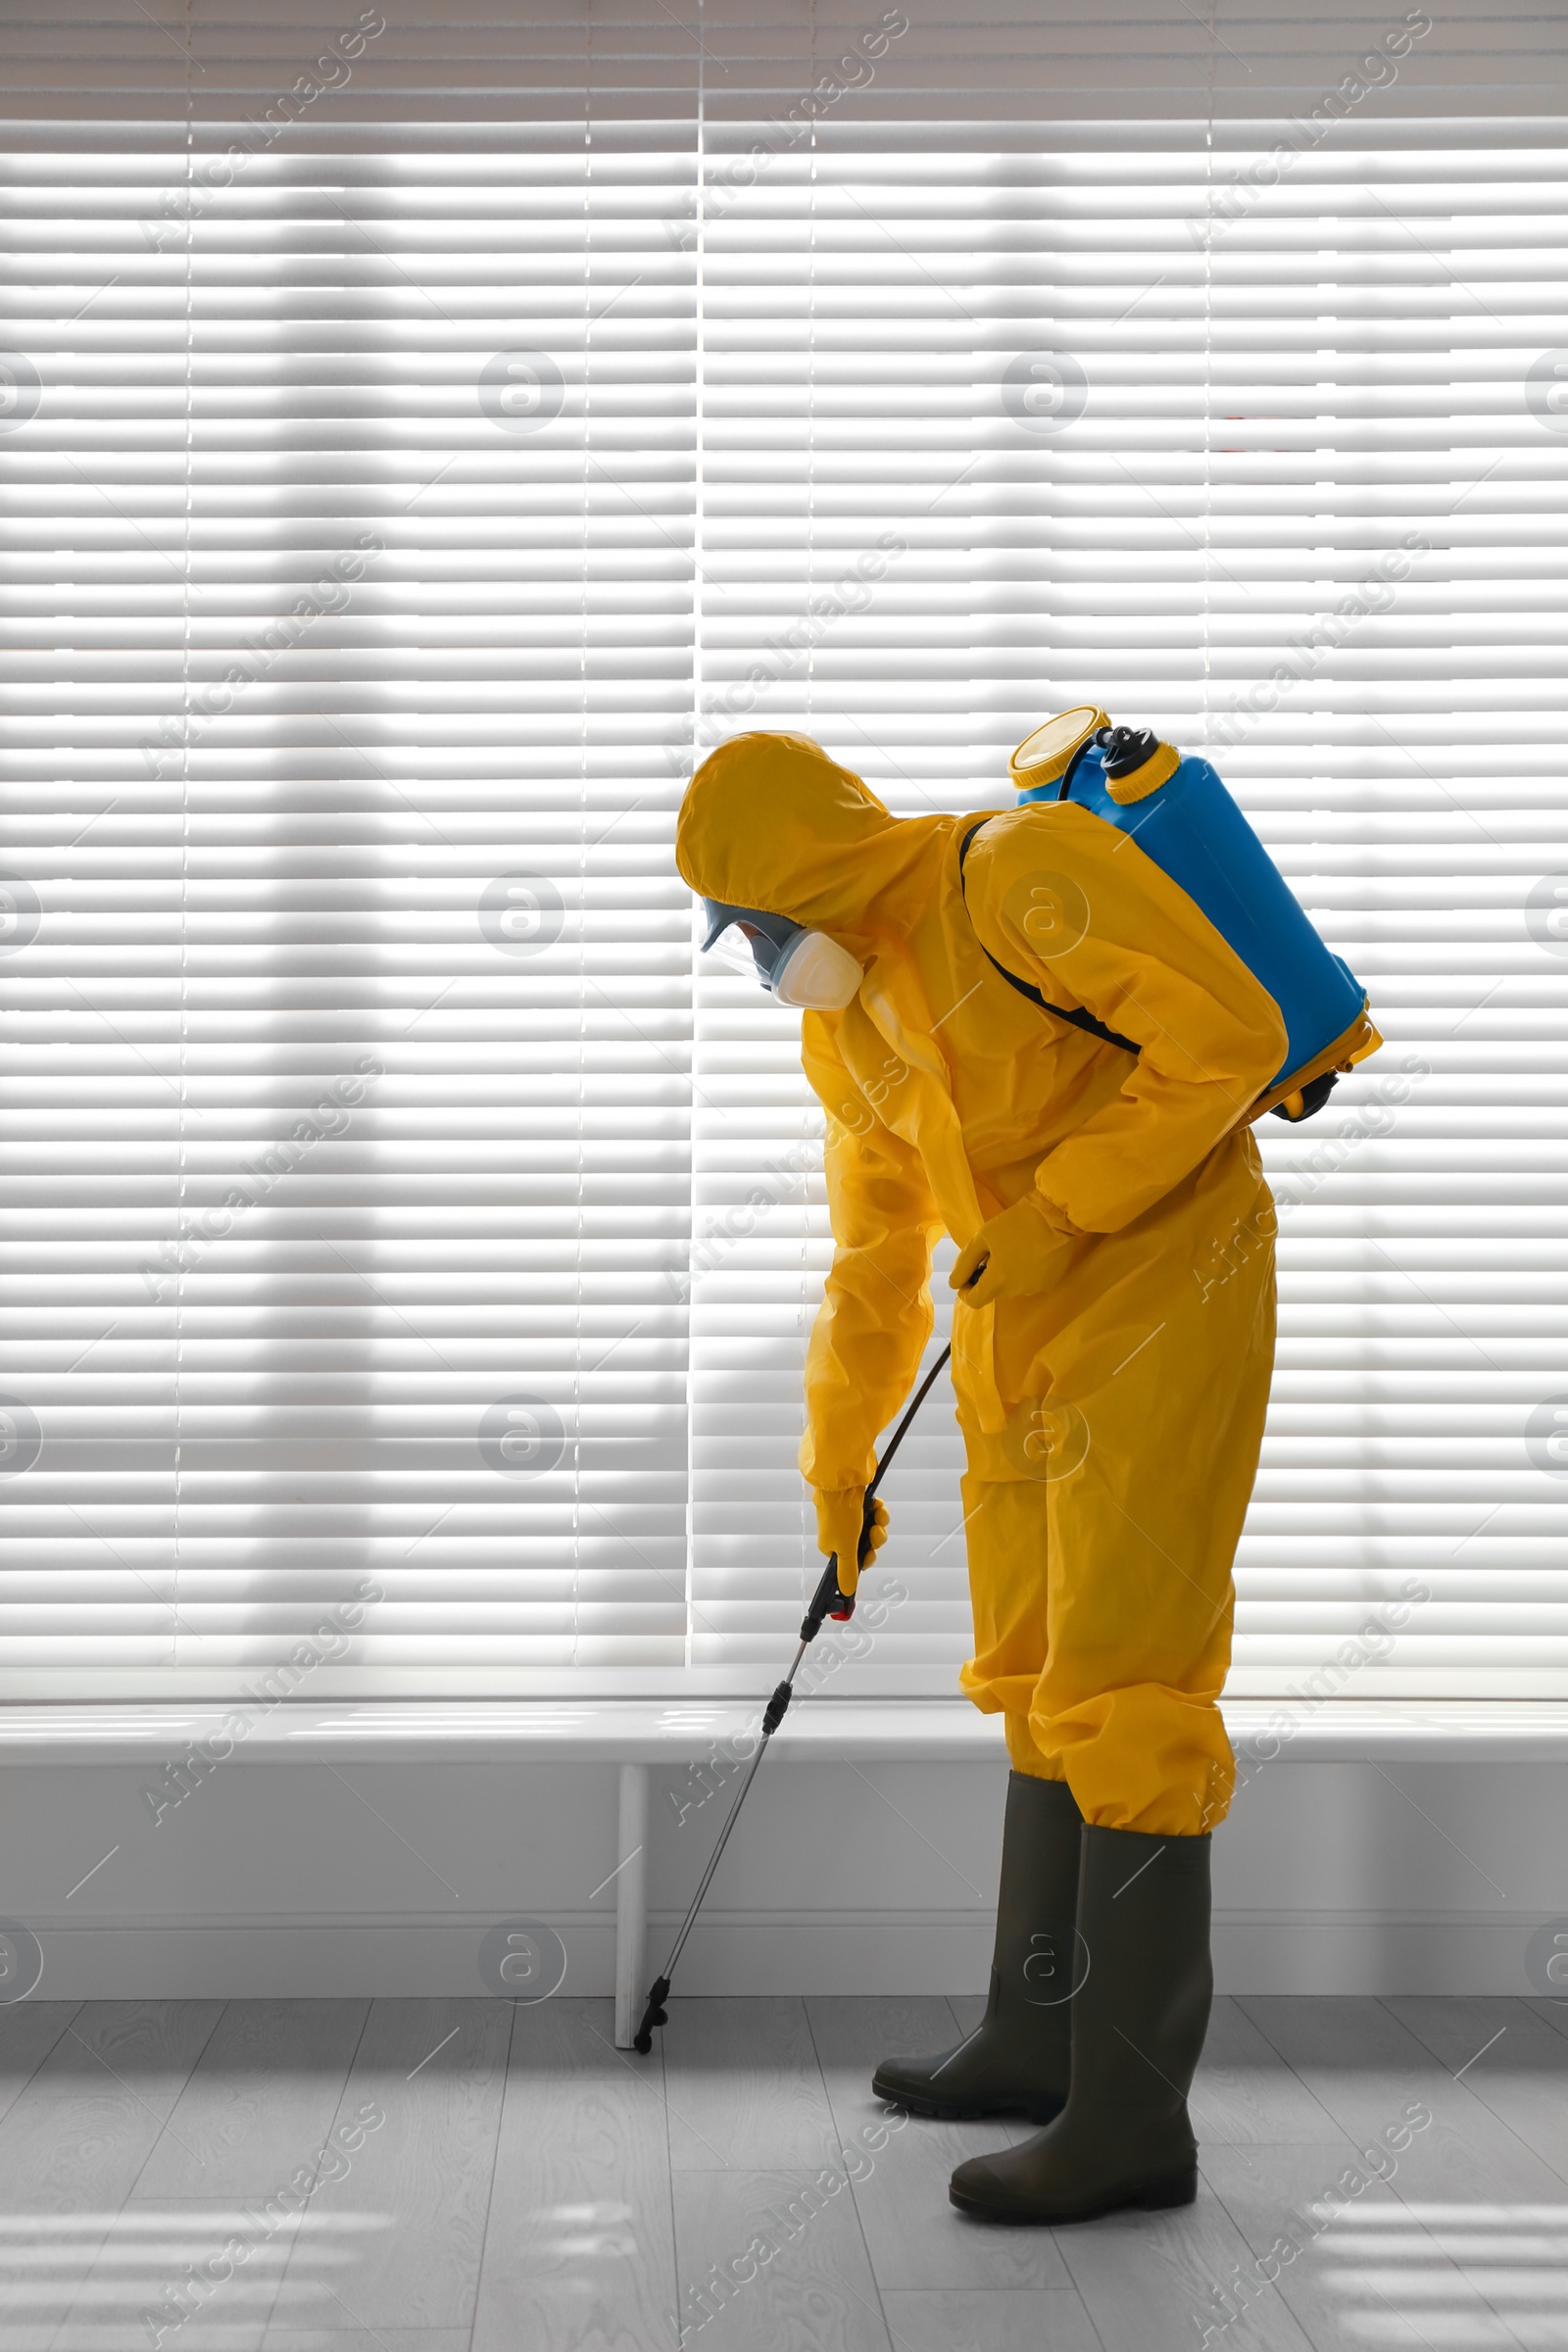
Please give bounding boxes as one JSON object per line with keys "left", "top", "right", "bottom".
{"left": 5, "top": 1750, "right": 1566, "bottom": 2001}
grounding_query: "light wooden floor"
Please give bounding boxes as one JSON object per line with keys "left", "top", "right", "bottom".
{"left": 3, "top": 1991, "right": 1567, "bottom": 2349}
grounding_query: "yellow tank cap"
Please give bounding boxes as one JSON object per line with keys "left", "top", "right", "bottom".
{"left": 1104, "top": 740, "right": 1181, "bottom": 805}
{"left": 1009, "top": 706, "right": 1107, "bottom": 787}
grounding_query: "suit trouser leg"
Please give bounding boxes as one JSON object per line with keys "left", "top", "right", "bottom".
{"left": 957, "top": 1253, "right": 1274, "bottom": 1838}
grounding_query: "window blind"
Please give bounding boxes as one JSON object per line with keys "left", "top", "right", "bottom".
{"left": 1, "top": 0, "right": 1565, "bottom": 1698}
{"left": 686, "top": 4, "right": 1568, "bottom": 1697}
{"left": 0, "top": 11, "right": 703, "bottom": 1695}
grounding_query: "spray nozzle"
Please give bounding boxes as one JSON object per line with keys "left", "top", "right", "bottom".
{"left": 1096, "top": 724, "right": 1161, "bottom": 780}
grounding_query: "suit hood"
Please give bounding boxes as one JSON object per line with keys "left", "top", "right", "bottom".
{"left": 674, "top": 732, "right": 950, "bottom": 942}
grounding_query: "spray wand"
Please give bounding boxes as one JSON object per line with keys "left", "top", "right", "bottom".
{"left": 632, "top": 1341, "right": 955, "bottom": 2053}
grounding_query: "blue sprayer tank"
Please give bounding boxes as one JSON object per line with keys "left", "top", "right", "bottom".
{"left": 1012, "top": 711, "right": 1376, "bottom": 1116}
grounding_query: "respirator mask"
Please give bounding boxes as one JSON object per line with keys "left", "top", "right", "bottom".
{"left": 699, "top": 899, "right": 863, "bottom": 1011}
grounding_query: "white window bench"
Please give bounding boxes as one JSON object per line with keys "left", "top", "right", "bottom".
{"left": 3, "top": 1699, "right": 1567, "bottom": 2026}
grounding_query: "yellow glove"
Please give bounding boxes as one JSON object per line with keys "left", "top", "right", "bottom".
{"left": 813, "top": 1486, "right": 889, "bottom": 1601}
{"left": 950, "top": 1192, "right": 1076, "bottom": 1310}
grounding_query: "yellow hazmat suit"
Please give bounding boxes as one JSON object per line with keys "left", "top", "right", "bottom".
{"left": 675, "top": 734, "right": 1288, "bottom": 1837}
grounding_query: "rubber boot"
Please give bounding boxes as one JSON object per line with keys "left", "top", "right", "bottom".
{"left": 949, "top": 1824, "right": 1212, "bottom": 2223}
{"left": 870, "top": 1772, "right": 1082, "bottom": 2125}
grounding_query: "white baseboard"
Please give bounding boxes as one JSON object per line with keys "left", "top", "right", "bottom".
{"left": 1212, "top": 1909, "right": 1553, "bottom": 1997}
{"left": 11, "top": 1916, "right": 620, "bottom": 2002}
{"left": 660, "top": 1908, "right": 1555, "bottom": 1999}
{"left": 10, "top": 1906, "right": 1551, "bottom": 2001}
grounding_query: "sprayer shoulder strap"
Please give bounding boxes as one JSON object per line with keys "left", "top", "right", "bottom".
{"left": 956, "top": 818, "right": 1140, "bottom": 1057}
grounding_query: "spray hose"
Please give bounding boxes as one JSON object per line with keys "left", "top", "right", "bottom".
{"left": 632, "top": 1341, "right": 954, "bottom": 2054}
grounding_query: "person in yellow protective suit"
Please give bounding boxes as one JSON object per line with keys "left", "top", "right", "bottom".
{"left": 674, "top": 730, "right": 1287, "bottom": 2226}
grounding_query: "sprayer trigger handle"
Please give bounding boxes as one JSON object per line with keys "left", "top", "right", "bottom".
{"left": 820, "top": 1499, "right": 875, "bottom": 1623}
{"left": 801, "top": 1552, "right": 851, "bottom": 1641}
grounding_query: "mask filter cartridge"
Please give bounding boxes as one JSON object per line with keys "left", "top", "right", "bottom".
{"left": 771, "top": 928, "right": 864, "bottom": 1010}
